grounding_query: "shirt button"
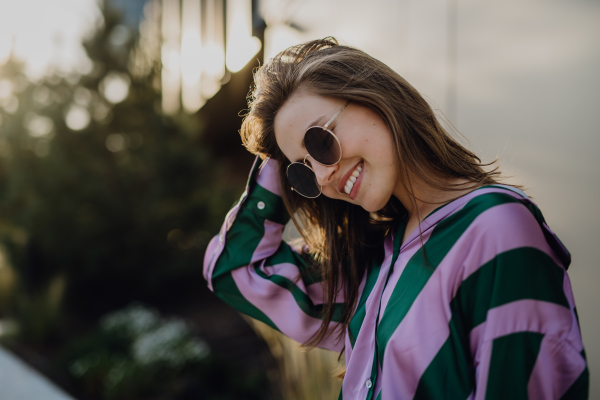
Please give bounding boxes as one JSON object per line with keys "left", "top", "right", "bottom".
{"left": 365, "top": 379, "right": 372, "bottom": 389}
{"left": 257, "top": 201, "right": 265, "bottom": 210}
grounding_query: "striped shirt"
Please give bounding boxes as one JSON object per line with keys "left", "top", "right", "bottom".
{"left": 203, "top": 157, "right": 588, "bottom": 399}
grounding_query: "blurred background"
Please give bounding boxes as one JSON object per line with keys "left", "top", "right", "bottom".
{"left": 0, "top": 0, "right": 597, "bottom": 399}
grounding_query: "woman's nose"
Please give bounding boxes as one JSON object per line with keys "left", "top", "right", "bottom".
{"left": 311, "top": 161, "right": 338, "bottom": 186}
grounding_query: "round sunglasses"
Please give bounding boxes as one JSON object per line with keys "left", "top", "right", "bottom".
{"left": 286, "top": 101, "right": 350, "bottom": 198}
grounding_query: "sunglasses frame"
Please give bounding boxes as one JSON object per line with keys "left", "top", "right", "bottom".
{"left": 286, "top": 101, "right": 350, "bottom": 198}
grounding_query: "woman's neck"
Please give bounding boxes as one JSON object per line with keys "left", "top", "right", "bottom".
{"left": 394, "top": 176, "right": 476, "bottom": 242}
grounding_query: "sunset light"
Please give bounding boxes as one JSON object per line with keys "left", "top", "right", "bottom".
{"left": 0, "top": 0, "right": 98, "bottom": 80}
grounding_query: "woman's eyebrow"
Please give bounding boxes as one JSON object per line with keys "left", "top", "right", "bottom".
{"left": 304, "top": 115, "right": 326, "bottom": 131}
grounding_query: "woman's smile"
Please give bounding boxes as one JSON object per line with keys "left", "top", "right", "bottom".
{"left": 339, "top": 161, "right": 363, "bottom": 199}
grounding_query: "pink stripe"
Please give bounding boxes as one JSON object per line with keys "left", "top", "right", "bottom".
{"left": 561, "top": 273, "right": 584, "bottom": 352}
{"left": 203, "top": 202, "right": 243, "bottom": 291}
{"left": 528, "top": 335, "right": 587, "bottom": 399}
{"left": 231, "top": 215, "right": 344, "bottom": 351}
{"left": 381, "top": 202, "right": 561, "bottom": 399}
{"left": 259, "top": 263, "right": 343, "bottom": 306}
{"left": 470, "top": 300, "right": 574, "bottom": 356}
{"left": 256, "top": 157, "right": 282, "bottom": 196}
{"left": 203, "top": 235, "right": 219, "bottom": 284}
{"left": 418, "top": 186, "right": 527, "bottom": 235}
{"left": 388, "top": 186, "right": 528, "bottom": 272}
{"left": 469, "top": 300, "right": 584, "bottom": 399}
{"left": 306, "top": 281, "right": 345, "bottom": 305}
{"left": 251, "top": 220, "right": 285, "bottom": 263}
{"left": 257, "top": 236, "right": 345, "bottom": 306}
{"left": 231, "top": 264, "right": 343, "bottom": 351}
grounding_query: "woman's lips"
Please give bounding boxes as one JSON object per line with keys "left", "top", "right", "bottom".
{"left": 349, "top": 164, "right": 363, "bottom": 200}
{"left": 338, "top": 161, "right": 364, "bottom": 199}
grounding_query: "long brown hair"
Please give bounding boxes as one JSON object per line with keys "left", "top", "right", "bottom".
{"left": 240, "top": 37, "right": 501, "bottom": 349}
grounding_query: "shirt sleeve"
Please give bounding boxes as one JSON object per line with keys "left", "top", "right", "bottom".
{"left": 203, "top": 156, "right": 344, "bottom": 351}
{"left": 466, "top": 198, "right": 589, "bottom": 399}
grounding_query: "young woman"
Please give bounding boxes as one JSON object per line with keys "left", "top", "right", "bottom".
{"left": 203, "top": 38, "right": 588, "bottom": 399}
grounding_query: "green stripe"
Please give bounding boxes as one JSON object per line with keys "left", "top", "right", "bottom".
{"left": 348, "top": 258, "right": 383, "bottom": 347}
{"left": 213, "top": 273, "right": 279, "bottom": 331}
{"left": 376, "top": 192, "right": 522, "bottom": 365}
{"left": 267, "top": 242, "right": 320, "bottom": 285}
{"left": 485, "top": 184, "right": 525, "bottom": 197}
{"left": 413, "top": 313, "right": 474, "bottom": 399}
{"left": 213, "top": 185, "right": 283, "bottom": 277}
{"left": 211, "top": 177, "right": 290, "bottom": 332}
{"left": 413, "top": 246, "right": 569, "bottom": 399}
{"left": 253, "top": 263, "right": 345, "bottom": 322}
{"left": 485, "top": 332, "right": 544, "bottom": 400}
{"left": 559, "top": 365, "right": 589, "bottom": 400}
{"left": 245, "top": 184, "right": 289, "bottom": 225}
{"left": 459, "top": 247, "right": 570, "bottom": 330}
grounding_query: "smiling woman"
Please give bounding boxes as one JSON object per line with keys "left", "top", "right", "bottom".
{"left": 203, "top": 38, "right": 588, "bottom": 399}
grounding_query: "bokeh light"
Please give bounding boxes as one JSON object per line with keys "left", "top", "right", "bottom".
{"left": 65, "top": 104, "right": 91, "bottom": 131}
{"left": 24, "top": 113, "right": 54, "bottom": 138}
{"left": 100, "top": 72, "right": 130, "bottom": 104}
{"left": 105, "top": 133, "right": 126, "bottom": 152}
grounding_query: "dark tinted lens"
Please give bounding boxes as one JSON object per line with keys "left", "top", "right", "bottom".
{"left": 305, "top": 127, "right": 341, "bottom": 165}
{"left": 287, "top": 163, "right": 321, "bottom": 198}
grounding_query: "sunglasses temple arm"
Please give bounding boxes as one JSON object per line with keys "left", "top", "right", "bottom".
{"left": 323, "top": 101, "right": 350, "bottom": 130}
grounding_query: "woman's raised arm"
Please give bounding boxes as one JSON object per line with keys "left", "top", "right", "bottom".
{"left": 203, "top": 156, "right": 344, "bottom": 351}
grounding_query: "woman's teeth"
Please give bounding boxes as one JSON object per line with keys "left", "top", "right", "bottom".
{"left": 344, "top": 164, "right": 363, "bottom": 194}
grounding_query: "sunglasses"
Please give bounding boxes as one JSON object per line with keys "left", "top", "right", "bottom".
{"left": 286, "top": 101, "right": 350, "bottom": 198}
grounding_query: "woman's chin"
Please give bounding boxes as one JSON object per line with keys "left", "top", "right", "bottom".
{"left": 357, "top": 197, "right": 386, "bottom": 213}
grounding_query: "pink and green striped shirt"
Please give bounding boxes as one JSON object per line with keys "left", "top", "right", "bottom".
{"left": 203, "top": 157, "right": 588, "bottom": 399}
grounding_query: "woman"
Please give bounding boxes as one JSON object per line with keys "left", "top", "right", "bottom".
{"left": 203, "top": 38, "right": 588, "bottom": 399}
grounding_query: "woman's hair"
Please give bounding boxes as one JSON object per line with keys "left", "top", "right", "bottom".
{"left": 240, "top": 37, "right": 501, "bottom": 349}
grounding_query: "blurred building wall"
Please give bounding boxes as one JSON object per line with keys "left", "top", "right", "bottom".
{"left": 260, "top": 0, "right": 600, "bottom": 397}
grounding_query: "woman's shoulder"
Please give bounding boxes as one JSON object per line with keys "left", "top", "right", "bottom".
{"left": 438, "top": 184, "right": 571, "bottom": 269}
{"left": 450, "top": 184, "right": 536, "bottom": 227}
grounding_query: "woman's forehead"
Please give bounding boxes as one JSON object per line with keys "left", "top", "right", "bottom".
{"left": 274, "top": 93, "right": 339, "bottom": 160}
{"left": 275, "top": 93, "right": 340, "bottom": 136}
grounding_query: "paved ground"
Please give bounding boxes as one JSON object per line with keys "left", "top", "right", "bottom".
{"left": 0, "top": 346, "right": 74, "bottom": 400}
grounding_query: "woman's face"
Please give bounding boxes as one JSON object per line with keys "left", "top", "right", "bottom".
{"left": 274, "top": 91, "right": 402, "bottom": 212}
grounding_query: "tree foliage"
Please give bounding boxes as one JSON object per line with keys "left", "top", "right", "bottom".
{"left": 0, "top": 2, "right": 237, "bottom": 326}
